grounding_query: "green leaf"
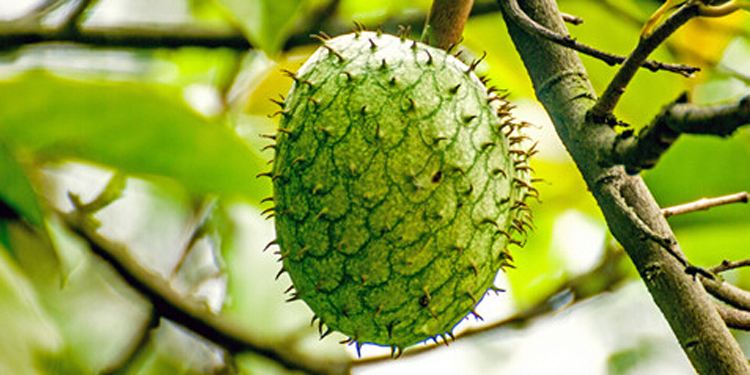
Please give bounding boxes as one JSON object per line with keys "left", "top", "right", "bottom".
{"left": 0, "top": 72, "right": 270, "bottom": 200}
{"left": 338, "top": 0, "right": 431, "bottom": 25}
{"left": 0, "top": 242, "right": 62, "bottom": 374}
{"left": 215, "top": 0, "right": 308, "bottom": 54}
{"left": 0, "top": 143, "right": 44, "bottom": 226}
{"left": 607, "top": 340, "right": 659, "bottom": 375}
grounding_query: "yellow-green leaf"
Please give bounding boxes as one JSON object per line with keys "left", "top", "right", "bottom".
{"left": 0, "top": 72, "right": 269, "bottom": 200}
{"left": 0, "top": 143, "right": 43, "bottom": 226}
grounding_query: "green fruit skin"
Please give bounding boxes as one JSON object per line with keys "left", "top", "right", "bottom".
{"left": 271, "top": 31, "right": 531, "bottom": 349}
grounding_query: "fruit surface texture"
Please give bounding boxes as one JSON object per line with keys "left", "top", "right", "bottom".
{"left": 270, "top": 31, "right": 533, "bottom": 350}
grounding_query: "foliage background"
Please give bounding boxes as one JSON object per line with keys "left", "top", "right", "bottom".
{"left": 0, "top": 0, "right": 748, "bottom": 374}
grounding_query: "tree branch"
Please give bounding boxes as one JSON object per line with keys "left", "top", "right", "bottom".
{"left": 712, "top": 259, "right": 750, "bottom": 274}
{"left": 715, "top": 303, "right": 750, "bottom": 330}
{"left": 13, "top": 0, "right": 66, "bottom": 25}
{"left": 499, "top": 1, "right": 750, "bottom": 373}
{"left": 422, "top": 0, "right": 474, "bottom": 49}
{"left": 611, "top": 94, "right": 750, "bottom": 173}
{"left": 0, "top": 1, "right": 504, "bottom": 51}
{"left": 0, "top": 25, "right": 252, "bottom": 51}
{"left": 560, "top": 12, "right": 583, "bottom": 26}
{"left": 702, "top": 277, "right": 750, "bottom": 312}
{"left": 497, "top": 0, "right": 698, "bottom": 77}
{"left": 589, "top": 3, "right": 700, "bottom": 122}
{"left": 61, "top": 212, "right": 349, "bottom": 375}
{"left": 61, "top": 0, "right": 96, "bottom": 34}
{"left": 662, "top": 192, "right": 749, "bottom": 218}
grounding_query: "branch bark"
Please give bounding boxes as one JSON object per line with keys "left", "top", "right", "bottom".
{"left": 498, "top": 1, "right": 750, "bottom": 373}
{"left": 0, "top": 25, "right": 252, "bottom": 51}
{"left": 712, "top": 259, "right": 750, "bottom": 274}
{"left": 62, "top": 213, "right": 349, "bottom": 375}
{"left": 0, "top": 2, "right": 503, "bottom": 51}
{"left": 589, "top": 3, "right": 700, "bottom": 122}
{"left": 612, "top": 94, "right": 750, "bottom": 173}
{"left": 716, "top": 303, "right": 750, "bottom": 330}
{"left": 702, "top": 277, "right": 750, "bottom": 312}
{"left": 662, "top": 192, "right": 749, "bottom": 218}
{"left": 422, "top": 0, "right": 474, "bottom": 49}
{"left": 498, "top": 0, "right": 698, "bottom": 77}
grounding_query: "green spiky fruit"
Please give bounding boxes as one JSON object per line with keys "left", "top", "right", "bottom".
{"left": 269, "top": 31, "right": 534, "bottom": 351}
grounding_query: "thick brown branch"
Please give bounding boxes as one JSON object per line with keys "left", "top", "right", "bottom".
{"left": 611, "top": 95, "right": 750, "bottom": 173}
{"left": 702, "top": 277, "right": 750, "bottom": 312}
{"left": 665, "top": 95, "right": 750, "bottom": 136}
{"left": 423, "top": 0, "right": 474, "bottom": 49}
{"left": 662, "top": 192, "right": 749, "bottom": 218}
{"left": 590, "top": 3, "right": 700, "bottom": 122}
{"left": 497, "top": 0, "right": 698, "bottom": 77}
{"left": 62, "top": 213, "right": 349, "bottom": 375}
{"left": 715, "top": 303, "right": 750, "bottom": 330}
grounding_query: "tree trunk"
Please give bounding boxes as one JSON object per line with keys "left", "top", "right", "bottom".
{"left": 499, "top": 1, "right": 749, "bottom": 373}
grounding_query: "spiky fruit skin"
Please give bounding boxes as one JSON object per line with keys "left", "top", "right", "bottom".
{"left": 271, "top": 31, "right": 532, "bottom": 349}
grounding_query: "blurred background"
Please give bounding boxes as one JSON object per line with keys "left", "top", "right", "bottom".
{"left": 0, "top": 0, "right": 748, "bottom": 374}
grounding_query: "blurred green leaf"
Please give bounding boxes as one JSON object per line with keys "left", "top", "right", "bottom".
{"left": 607, "top": 340, "right": 658, "bottom": 375}
{"left": 337, "top": 0, "right": 431, "bottom": 25}
{"left": 644, "top": 130, "right": 750, "bottom": 227}
{"left": 36, "top": 348, "right": 90, "bottom": 375}
{"left": 215, "top": 0, "right": 307, "bottom": 54}
{"left": 506, "top": 208, "right": 567, "bottom": 309}
{"left": 0, "top": 72, "right": 270, "bottom": 201}
{"left": 673, "top": 220, "right": 750, "bottom": 289}
{"left": 0, "top": 242, "right": 62, "bottom": 375}
{"left": 0, "top": 143, "right": 43, "bottom": 226}
{"left": 222, "top": 204, "right": 349, "bottom": 362}
{"left": 8, "top": 217, "right": 151, "bottom": 373}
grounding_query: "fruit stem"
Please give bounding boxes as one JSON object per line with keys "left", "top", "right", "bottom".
{"left": 422, "top": 0, "right": 475, "bottom": 50}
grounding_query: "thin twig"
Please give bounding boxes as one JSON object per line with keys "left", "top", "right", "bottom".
{"left": 497, "top": 0, "right": 698, "bottom": 78}
{"left": 62, "top": 212, "right": 349, "bottom": 375}
{"left": 13, "top": 0, "right": 66, "bottom": 24}
{"left": 560, "top": 12, "right": 584, "bottom": 26}
{"left": 61, "top": 0, "right": 97, "bottom": 34}
{"left": 589, "top": 2, "right": 700, "bottom": 122}
{"left": 612, "top": 94, "right": 750, "bottom": 173}
{"left": 170, "top": 197, "right": 218, "bottom": 279}
{"left": 0, "top": 0, "right": 500, "bottom": 52}
{"left": 662, "top": 192, "right": 749, "bottom": 218}
{"left": 715, "top": 302, "right": 750, "bottom": 330}
{"left": 596, "top": 0, "right": 714, "bottom": 67}
{"left": 711, "top": 259, "right": 750, "bottom": 274}
{"left": 0, "top": 25, "right": 252, "bottom": 51}
{"left": 354, "top": 247, "right": 627, "bottom": 367}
